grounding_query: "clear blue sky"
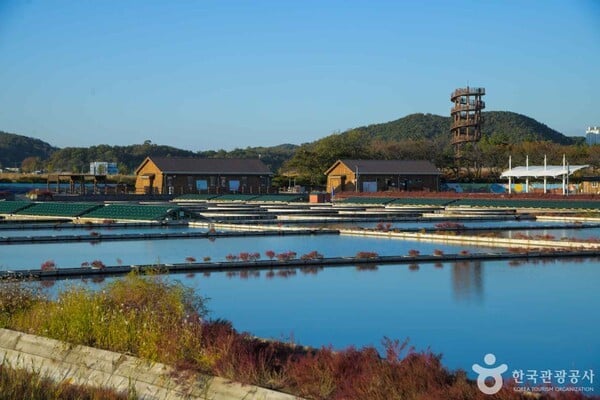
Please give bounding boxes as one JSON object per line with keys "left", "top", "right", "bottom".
{"left": 0, "top": 0, "right": 598, "bottom": 151}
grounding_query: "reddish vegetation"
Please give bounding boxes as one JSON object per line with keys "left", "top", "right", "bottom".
{"left": 276, "top": 251, "right": 297, "bottom": 262}
{"left": 435, "top": 221, "right": 466, "bottom": 230}
{"left": 40, "top": 260, "right": 56, "bottom": 271}
{"left": 355, "top": 251, "right": 378, "bottom": 259}
{"left": 407, "top": 249, "right": 420, "bottom": 257}
{"left": 90, "top": 260, "right": 106, "bottom": 269}
{"left": 376, "top": 222, "right": 393, "bottom": 231}
{"left": 185, "top": 256, "right": 197, "bottom": 263}
{"left": 300, "top": 251, "right": 324, "bottom": 260}
{"left": 265, "top": 250, "right": 276, "bottom": 260}
{"left": 225, "top": 254, "right": 239, "bottom": 262}
{"left": 197, "top": 324, "right": 583, "bottom": 400}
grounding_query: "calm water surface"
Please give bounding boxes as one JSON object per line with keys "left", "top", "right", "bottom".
{"left": 181, "top": 259, "right": 599, "bottom": 389}
{"left": 1, "top": 225, "right": 598, "bottom": 391}
{"left": 1, "top": 234, "right": 499, "bottom": 270}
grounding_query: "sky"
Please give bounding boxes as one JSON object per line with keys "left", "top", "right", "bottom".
{"left": 0, "top": 0, "right": 599, "bottom": 151}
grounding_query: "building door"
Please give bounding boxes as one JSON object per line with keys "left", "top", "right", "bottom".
{"left": 362, "top": 181, "right": 377, "bottom": 192}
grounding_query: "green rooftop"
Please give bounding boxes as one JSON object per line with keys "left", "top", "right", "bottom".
{"left": 15, "top": 202, "right": 102, "bottom": 217}
{"left": 0, "top": 201, "right": 35, "bottom": 214}
{"left": 213, "top": 194, "right": 260, "bottom": 201}
{"left": 337, "top": 197, "right": 394, "bottom": 205}
{"left": 173, "top": 194, "right": 219, "bottom": 201}
{"left": 82, "top": 204, "right": 190, "bottom": 221}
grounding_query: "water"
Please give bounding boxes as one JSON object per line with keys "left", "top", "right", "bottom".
{"left": 180, "top": 259, "right": 599, "bottom": 390}
{"left": 0, "top": 225, "right": 207, "bottom": 238}
{"left": 0, "top": 234, "right": 497, "bottom": 270}
{"left": 1, "top": 224, "right": 598, "bottom": 392}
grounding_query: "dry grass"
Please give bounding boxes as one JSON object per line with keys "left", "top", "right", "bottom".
{"left": 0, "top": 363, "right": 132, "bottom": 400}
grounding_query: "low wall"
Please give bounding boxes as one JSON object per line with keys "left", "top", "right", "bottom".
{"left": 0, "top": 328, "right": 299, "bottom": 400}
{"left": 340, "top": 229, "right": 600, "bottom": 249}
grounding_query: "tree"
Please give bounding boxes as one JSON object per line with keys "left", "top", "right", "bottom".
{"left": 21, "top": 156, "right": 43, "bottom": 173}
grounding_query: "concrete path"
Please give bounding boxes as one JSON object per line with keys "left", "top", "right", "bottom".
{"left": 0, "top": 328, "right": 300, "bottom": 400}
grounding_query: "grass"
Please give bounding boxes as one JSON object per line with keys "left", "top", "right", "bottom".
{"left": 0, "top": 363, "right": 132, "bottom": 400}
{"left": 0, "top": 274, "right": 592, "bottom": 400}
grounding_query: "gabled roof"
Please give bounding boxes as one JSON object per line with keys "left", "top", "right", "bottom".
{"left": 135, "top": 157, "right": 272, "bottom": 175}
{"left": 325, "top": 159, "right": 440, "bottom": 176}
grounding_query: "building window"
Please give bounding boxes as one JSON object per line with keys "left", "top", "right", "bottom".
{"left": 229, "top": 180, "right": 240, "bottom": 191}
{"left": 196, "top": 180, "right": 208, "bottom": 191}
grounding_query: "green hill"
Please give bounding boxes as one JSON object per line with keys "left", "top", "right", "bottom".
{"left": 350, "top": 111, "right": 576, "bottom": 145}
{"left": 0, "top": 131, "right": 57, "bottom": 169}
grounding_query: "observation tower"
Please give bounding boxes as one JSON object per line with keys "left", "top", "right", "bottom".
{"left": 450, "top": 87, "right": 485, "bottom": 157}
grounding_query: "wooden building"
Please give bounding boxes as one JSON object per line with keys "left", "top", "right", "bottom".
{"left": 135, "top": 157, "right": 273, "bottom": 195}
{"left": 325, "top": 159, "right": 440, "bottom": 193}
{"left": 580, "top": 176, "right": 600, "bottom": 194}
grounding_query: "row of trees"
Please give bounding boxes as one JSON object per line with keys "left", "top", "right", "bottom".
{"left": 279, "top": 134, "right": 600, "bottom": 187}
{"left": 13, "top": 136, "right": 600, "bottom": 187}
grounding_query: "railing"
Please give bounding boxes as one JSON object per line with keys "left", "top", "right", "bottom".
{"left": 451, "top": 87, "right": 485, "bottom": 99}
{"left": 451, "top": 118, "right": 482, "bottom": 129}
{"left": 452, "top": 132, "right": 482, "bottom": 144}
{"left": 451, "top": 101, "right": 485, "bottom": 113}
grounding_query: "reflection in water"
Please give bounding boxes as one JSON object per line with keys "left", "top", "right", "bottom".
{"left": 452, "top": 260, "right": 483, "bottom": 302}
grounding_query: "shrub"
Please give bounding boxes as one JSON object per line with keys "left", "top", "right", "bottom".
{"left": 433, "top": 249, "right": 444, "bottom": 256}
{"left": 90, "top": 260, "right": 106, "bottom": 269}
{"left": 265, "top": 250, "right": 276, "bottom": 260}
{"left": 0, "top": 280, "right": 44, "bottom": 328}
{"left": 407, "top": 249, "right": 420, "bottom": 257}
{"left": 276, "top": 251, "right": 296, "bottom": 262}
{"left": 40, "top": 260, "right": 56, "bottom": 271}
{"left": 301, "top": 251, "right": 324, "bottom": 260}
{"left": 355, "top": 251, "right": 378, "bottom": 259}
{"left": 434, "top": 222, "right": 465, "bottom": 230}
{"left": 185, "top": 256, "right": 196, "bottom": 263}
{"left": 9, "top": 273, "right": 207, "bottom": 367}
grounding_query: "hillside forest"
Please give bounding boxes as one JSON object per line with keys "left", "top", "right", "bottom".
{"left": 1, "top": 111, "right": 596, "bottom": 188}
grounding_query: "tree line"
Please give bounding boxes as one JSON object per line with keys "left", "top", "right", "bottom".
{"left": 2, "top": 111, "right": 594, "bottom": 187}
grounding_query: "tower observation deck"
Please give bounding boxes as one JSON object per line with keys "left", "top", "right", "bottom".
{"left": 451, "top": 87, "right": 485, "bottom": 156}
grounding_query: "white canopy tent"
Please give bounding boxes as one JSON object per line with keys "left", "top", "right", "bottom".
{"left": 500, "top": 155, "right": 588, "bottom": 194}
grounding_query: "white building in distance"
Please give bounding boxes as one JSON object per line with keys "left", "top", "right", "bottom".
{"left": 586, "top": 126, "right": 600, "bottom": 145}
{"left": 90, "top": 162, "right": 118, "bottom": 175}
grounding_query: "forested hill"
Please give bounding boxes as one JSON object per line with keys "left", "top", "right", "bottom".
{"left": 350, "top": 111, "right": 577, "bottom": 145}
{"left": 0, "top": 111, "right": 577, "bottom": 175}
{"left": 0, "top": 131, "right": 57, "bottom": 169}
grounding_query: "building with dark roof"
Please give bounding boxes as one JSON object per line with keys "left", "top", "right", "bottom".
{"left": 325, "top": 159, "right": 440, "bottom": 193}
{"left": 135, "top": 157, "right": 273, "bottom": 195}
